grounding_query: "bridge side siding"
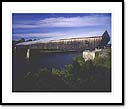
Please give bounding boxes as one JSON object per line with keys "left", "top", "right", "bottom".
{"left": 16, "top": 36, "right": 103, "bottom": 51}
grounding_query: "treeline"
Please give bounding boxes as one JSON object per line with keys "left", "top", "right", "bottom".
{"left": 12, "top": 38, "right": 38, "bottom": 47}
{"left": 22, "top": 51, "right": 111, "bottom": 92}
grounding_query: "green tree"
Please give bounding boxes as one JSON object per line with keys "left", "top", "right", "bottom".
{"left": 18, "top": 38, "right": 25, "bottom": 43}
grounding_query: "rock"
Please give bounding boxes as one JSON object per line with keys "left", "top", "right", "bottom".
{"left": 83, "top": 50, "right": 95, "bottom": 62}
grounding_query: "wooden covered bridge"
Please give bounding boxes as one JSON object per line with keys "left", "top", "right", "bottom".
{"left": 15, "top": 31, "right": 110, "bottom": 58}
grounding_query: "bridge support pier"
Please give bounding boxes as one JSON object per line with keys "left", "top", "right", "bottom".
{"left": 14, "top": 47, "right": 17, "bottom": 53}
{"left": 26, "top": 49, "right": 30, "bottom": 59}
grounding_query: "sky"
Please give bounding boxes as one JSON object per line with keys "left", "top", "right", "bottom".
{"left": 12, "top": 13, "right": 111, "bottom": 42}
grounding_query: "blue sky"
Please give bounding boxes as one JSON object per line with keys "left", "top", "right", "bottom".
{"left": 12, "top": 13, "right": 111, "bottom": 41}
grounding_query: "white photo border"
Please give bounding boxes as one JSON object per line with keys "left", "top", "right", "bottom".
{"left": 2, "top": 2, "right": 124, "bottom": 104}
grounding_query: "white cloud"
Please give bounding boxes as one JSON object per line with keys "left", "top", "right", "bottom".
{"left": 13, "top": 29, "right": 106, "bottom": 40}
{"left": 37, "top": 16, "right": 110, "bottom": 27}
{"left": 13, "top": 24, "right": 38, "bottom": 28}
{"left": 13, "top": 32, "right": 66, "bottom": 38}
{"left": 13, "top": 16, "right": 111, "bottom": 28}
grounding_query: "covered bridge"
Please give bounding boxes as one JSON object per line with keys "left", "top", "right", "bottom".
{"left": 16, "top": 30, "right": 110, "bottom": 52}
